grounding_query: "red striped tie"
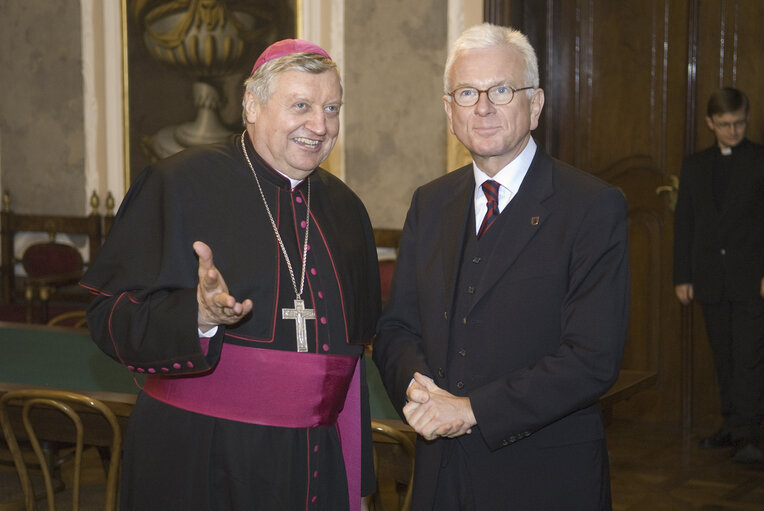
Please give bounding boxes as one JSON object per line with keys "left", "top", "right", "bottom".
{"left": 477, "top": 180, "right": 500, "bottom": 238}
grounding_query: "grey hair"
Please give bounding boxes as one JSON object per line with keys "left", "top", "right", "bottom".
{"left": 444, "top": 23, "right": 539, "bottom": 97}
{"left": 241, "top": 52, "right": 341, "bottom": 125}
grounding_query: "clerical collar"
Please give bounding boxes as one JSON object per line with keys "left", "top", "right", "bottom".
{"left": 240, "top": 133, "right": 307, "bottom": 190}
{"left": 473, "top": 137, "right": 537, "bottom": 198}
{"left": 280, "top": 172, "right": 304, "bottom": 190}
{"left": 718, "top": 138, "right": 748, "bottom": 157}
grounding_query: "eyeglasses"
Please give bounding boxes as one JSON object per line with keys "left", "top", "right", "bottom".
{"left": 712, "top": 119, "right": 747, "bottom": 130}
{"left": 448, "top": 84, "right": 534, "bottom": 107}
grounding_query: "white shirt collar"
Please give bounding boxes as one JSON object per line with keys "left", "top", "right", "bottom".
{"left": 472, "top": 137, "right": 537, "bottom": 201}
{"left": 275, "top": 170, "right": 304, "bottom": 190}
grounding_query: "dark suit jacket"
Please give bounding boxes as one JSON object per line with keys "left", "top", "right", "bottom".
{"left": 373, "top": 148, "right": 630, "bottom": 509}
{"left": 673, "top": 139, "right": 764, "bottom": 303}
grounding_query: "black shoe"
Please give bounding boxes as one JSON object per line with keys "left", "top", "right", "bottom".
{"left": 699, "top": 430, "right": 733, "bottom": 449}
{"left": 732, "top": 443, "right": 763, "bottom": 464}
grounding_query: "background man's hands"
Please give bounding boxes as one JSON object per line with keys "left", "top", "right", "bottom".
{"left": 675, "top": 283, "right": 694, "bottom": 305}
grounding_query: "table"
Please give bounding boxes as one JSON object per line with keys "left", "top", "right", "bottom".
{"left": 0, "top": 322, "right": 404, "bottom": 442}
{"left": 0, "top": 322, "right": 140, "bottom": 446}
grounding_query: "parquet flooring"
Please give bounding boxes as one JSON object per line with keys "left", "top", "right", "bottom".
{"left": 608, "top": 419, "right": 764, "bottom": 510}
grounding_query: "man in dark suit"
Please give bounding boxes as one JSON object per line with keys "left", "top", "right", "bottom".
{"left": 373, "top": 23, "right": 629, "bottom": 510}
{"left": 673, "top": 87, "right": 764, "bottom": 464}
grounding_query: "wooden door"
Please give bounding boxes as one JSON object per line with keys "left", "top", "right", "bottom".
{"left": 486, "top": 0, "right": 764, "bottom": 426}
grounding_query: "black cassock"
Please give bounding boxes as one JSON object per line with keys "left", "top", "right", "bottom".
{"left": 82, "top": 134, "right": 380, "bottom": 511}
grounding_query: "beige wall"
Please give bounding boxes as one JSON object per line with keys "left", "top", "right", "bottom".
{"left": 344, "top": 0, "right": 449, "bottom": 229}
{"left": 0, "top": 0, "right": 87, "bottom": 215}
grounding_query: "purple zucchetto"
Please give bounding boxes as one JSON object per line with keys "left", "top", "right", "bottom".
{"left": 251, "top": 39, "right": 331, "bottom": 74}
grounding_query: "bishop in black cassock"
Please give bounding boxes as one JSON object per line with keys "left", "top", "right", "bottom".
{"left": 82, "top": 41, "right": 380, "bottom": 511}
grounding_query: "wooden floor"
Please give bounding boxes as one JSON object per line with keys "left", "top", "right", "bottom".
{"left": 2, "top": 419, "right": 763, "bottom": 510}
{"left": 608, "top": 419, "right": 764, "bottom": 511}
{"left": 0, "top": 447, "right": 109, "bottom": 511}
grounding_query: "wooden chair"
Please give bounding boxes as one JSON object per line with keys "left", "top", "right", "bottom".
{"left": 373, "top": 229, "right": 402, "bottom": 305}
{"left": 369, "top": 420, "right": 415, "bottom": 511}
{"left": 47, "top": 310, "right": 88, "bottom": 329}
{"left": 0, "top": 190, "right": 107, "bottom": 323}
{"left": 373, "top": 229, "right": 402, "bottom": 254}
{"left": 0, "top": 390, "right": 122, "bottom": 511}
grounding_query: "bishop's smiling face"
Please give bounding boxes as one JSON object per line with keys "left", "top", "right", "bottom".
{"left": 245, "top": 69, "right": 342, "bottom": 180}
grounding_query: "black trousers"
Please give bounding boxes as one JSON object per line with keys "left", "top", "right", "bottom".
{"left": 430, "top": 431, "right": 611, "bottom": 510}
{"left": 701, "top": 299, "right": 764, "bottom": 442}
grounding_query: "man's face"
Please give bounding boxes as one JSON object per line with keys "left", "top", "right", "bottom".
{"left": 444, "top": 46, "right": 544, "bottom": 176}
{"left": 244, "top": 70, "right": 341, "bottom": 180}
{"left": 705, "top": 108, "right": 748, "bottom": 150}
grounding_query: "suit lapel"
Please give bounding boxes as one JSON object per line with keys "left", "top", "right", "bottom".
{"left": 470, "top": 151, "right": 553, "bottom": 311}
{"left": 439, "top": 167, "right": 474, "bottom": 311}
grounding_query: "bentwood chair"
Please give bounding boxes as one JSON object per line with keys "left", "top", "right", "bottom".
{"left": 0, "top": 390, "right": 122, "bottom": 511}
{"left": 46, "top": 310, "right": 88, "bottom": 329}
{"left": 369, "top": 420, "right": 415, "bottom": 511}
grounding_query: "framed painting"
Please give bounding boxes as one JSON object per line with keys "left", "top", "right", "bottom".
{"left": 121, "top": 0, "right": 297, "bottom": 184}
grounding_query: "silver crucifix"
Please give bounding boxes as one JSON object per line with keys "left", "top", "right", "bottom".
{"left": 282, "top": 299, "right": 316, "bottom": 352}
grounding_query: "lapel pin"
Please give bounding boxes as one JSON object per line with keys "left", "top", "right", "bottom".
{"left": 531, "top": 216, "right": 540, "bottom": 226}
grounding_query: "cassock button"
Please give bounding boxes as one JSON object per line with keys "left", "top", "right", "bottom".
{"left": 438, "top": 368, "right": 445, "bottom": 378}
{"left": 322, "top": 344, "right": 329, "bottom": 352}
{"left": 472, "top": 257, "right": 482, "bottom": 264}
{"left": 310, "top": 268, "right": 318, "bottom": 275}
{"left": 296, "top": 196, "right": 303, "bottom": 204}
{"left": 458, "top": 348, "right": 467, "bottom": 357}
{"left": 467, "top": 286, "right": 475, "bottom": 294}
{"left": 456, "top": 381, "right": 464, "bottom": 389}
{"left": 720, "top": 248, "right": 726, "bottom": 255}
{"left": 443, "top": 311, "right": 448, "bottom": 320}
{"left": 127, "top": 365, "right": 135, "bottom": 371}
{"left": 462, "top": 317, "right": 467, "bottom": 325}
{"left": 300, "top": 220, "right": 307, "bottom": 228}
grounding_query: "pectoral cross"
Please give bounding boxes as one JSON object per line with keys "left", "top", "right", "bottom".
{"left": 282, "top": 299, "right": 316, "bottom": 352}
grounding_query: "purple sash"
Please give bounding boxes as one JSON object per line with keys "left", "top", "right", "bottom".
{"left": 143, "top": 343, "right": 362, "bottom": 511}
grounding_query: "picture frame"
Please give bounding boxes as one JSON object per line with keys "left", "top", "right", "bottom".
{"left": 120, "top": 0, "right": 297, "bottom": 185}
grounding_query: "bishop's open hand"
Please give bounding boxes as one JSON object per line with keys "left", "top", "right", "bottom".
{"left": 194, "top": 241, "right": 253, "bottom": 331}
